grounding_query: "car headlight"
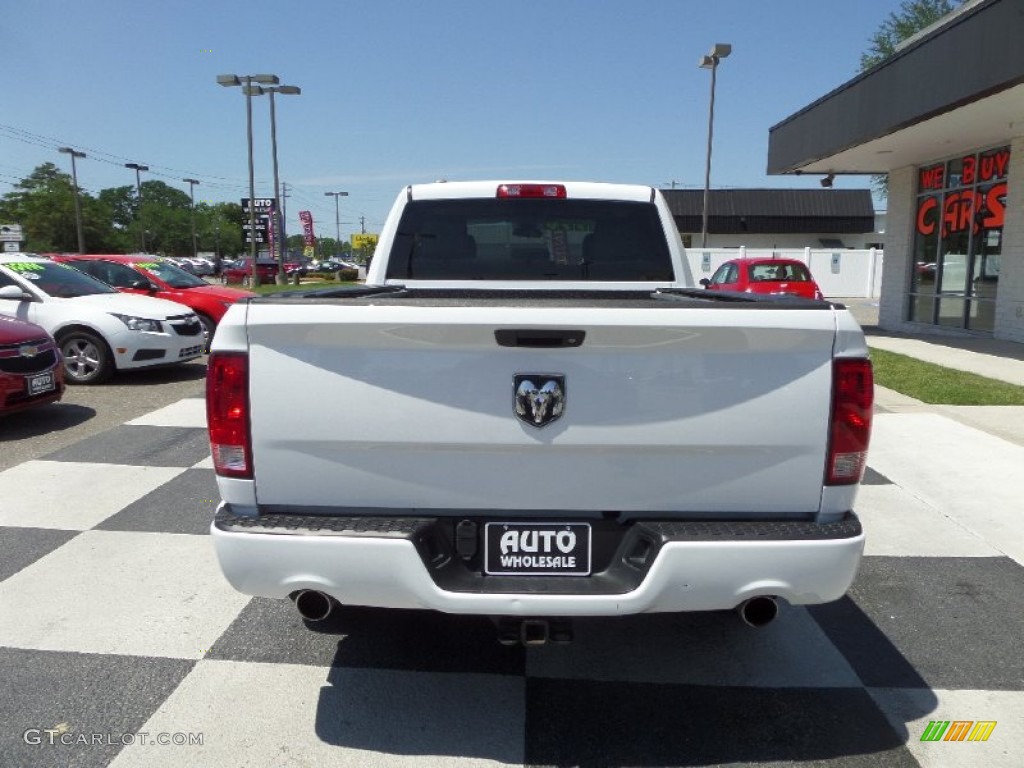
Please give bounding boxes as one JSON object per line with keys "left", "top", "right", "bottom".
{"left": 110, "top": 313, "right": 163, "bottom": 333}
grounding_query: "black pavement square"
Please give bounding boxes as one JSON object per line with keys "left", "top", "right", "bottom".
{"left": 0, "top": 647, "right": 194, "bottom": 768}
{"left": 42, "top": 425, "right": 209, "bottom": 468}
{"left": 96, "top": 468, "right": 218, "bottom": 535}
{"left": 810, "top": 555, "right": 1024, "bottom": 690}
{"left": 209, "top": 597, "right": 525, "bottom": 675}
{"left": 0, "top": 526, "right": 79, "bottom": 582}
{"left": 524, "top": 679, "right": 917, "bottom": 767}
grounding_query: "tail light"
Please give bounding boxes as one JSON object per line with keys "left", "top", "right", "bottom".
{"left": 826, "top": 358, "right": 873, "bottom": 485}
{"left": 496, "top": 184, "right": 566, "bottom": 199}
{"left": 207, "top": 352, "right": 252, "bottom": 478}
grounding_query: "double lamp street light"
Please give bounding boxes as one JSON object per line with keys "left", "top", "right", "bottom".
{"left": 217, "top": 73, "right": 300, "bottom": 286}
{"left": 699, "top": 43, "right": 731, "bottom": 249}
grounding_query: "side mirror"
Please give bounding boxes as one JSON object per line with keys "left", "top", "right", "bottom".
{"left": 699, "top": 278, "right": 711, "bottom": 288}
{"left": 130, "top": 279, "right": 158, "bottom": 292}
{"left": 0, "top": 285, "right": 31, "bottom": 300}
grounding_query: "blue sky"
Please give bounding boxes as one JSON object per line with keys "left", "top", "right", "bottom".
{"left": 2, "top": 0, "right": 900, "bottom": 240}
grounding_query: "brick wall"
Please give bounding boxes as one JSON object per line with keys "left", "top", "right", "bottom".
{"left": 878, "top": 166, "right": 915, "bottom": 332}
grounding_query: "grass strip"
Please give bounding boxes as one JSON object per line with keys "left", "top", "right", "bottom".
{"left": 869, "top": 346, "right": 1024, "bottom": 405}
{"left": 247, "top": 280, "right": 356, "bottom": 296}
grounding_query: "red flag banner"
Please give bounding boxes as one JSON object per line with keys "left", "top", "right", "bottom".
{"left": 298, "top": 211, "right": 316, "bottom": 246}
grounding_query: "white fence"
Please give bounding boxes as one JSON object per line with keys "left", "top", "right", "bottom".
{"left": 683, "top": 247, "right": 884, "bottom": 299}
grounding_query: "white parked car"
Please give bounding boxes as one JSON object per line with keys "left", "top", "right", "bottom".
{"left": 0, "top": 254, "right": 206, "bottom": 384}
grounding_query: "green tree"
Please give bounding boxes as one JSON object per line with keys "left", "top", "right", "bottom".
{"left": 861, "top": 0, "right": 959, "bottom": 70}
{"left": 136, "top": 180, "right": 192, "bottom": 255}
{"left": 861, "top": 0, "right": 962, "bottom": 198}
{"left": 196, "top": 202, "right": 244, "bottom": 259}
{"left": 0, "top": 163, "right": 120, "bottom": 253}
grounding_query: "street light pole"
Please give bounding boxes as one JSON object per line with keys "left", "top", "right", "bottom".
{"left": 59, "top": 147, "right": 86, "bottom": 254}
{"left": 699, "top": 43, "right": 731, "bottom": 249}
{"left": 183, "top": 178, "right": 200, "bottom": 258}
{"left": 125, "top": 162, "right": 149, "bottom": 252}
{"left": 324, "top": 191, "right": 348, "bottom": 256}
{"left": 217, "top": 72, "right": 281, "bottom": 288}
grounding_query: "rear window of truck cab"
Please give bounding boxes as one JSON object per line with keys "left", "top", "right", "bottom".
{"left": 385, "top": 198, "right": 673, "bottom": 281}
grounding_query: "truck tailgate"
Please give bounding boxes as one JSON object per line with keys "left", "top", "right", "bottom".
{"left": 244, "top": 302, "right": 838, "bottom": 516}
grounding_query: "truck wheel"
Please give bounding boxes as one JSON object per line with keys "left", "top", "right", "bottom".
{"left": 59, "top": 331, "right": 114, "bottom": 384}
{"left": 198, "top": 314, "right": 216, "bottom": 353}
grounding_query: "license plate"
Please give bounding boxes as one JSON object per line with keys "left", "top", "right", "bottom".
{"left": 484, "top": 522, "right": 591, "bottom": 576}
{"left": 27, "top": 371, "right": 55, "bottom": 396}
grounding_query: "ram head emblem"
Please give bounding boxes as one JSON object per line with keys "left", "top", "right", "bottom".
{"left": 514, "top": 375, "right": 566, "bottom": 427}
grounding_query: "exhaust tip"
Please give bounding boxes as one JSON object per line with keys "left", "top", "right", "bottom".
{"left": 738, "top": 596, "right": 779, "bottom": 628}
{"left": 295, "top": 590, "right": 335, "bottom": 622}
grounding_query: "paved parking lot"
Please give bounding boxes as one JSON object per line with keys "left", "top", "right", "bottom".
{"left": 1, "top": 360, "right": 1023, "bottom": 767}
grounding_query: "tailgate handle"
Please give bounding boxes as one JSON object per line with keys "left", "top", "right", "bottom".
{"left": 494, "top": 329, "right": 586, "bottom": 348}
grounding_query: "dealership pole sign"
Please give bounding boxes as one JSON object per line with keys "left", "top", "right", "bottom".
{"left": 241, "top": 198, "right": 274, "bottom": 246}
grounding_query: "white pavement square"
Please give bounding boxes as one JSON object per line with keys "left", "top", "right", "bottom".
{"left": 0, "top": 461, "right": 185, "bottom": 530}
{"left": 126, "top": 398, "right": 207, "bottom": 429}
{"left": 0, "top": 530, "right": 250, "bottom": 659}
{"left": 858, "top": 484, "right": 1001, "bottom": 558}
{"left": 868, "top": 413, "right": 1024, "bottom": 566}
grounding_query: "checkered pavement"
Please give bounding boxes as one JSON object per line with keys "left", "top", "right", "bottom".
{"left": 1, "top": 393, "right": 1022, "bottom": 767}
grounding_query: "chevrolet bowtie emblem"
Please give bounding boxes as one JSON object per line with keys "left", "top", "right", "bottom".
{"left": 18, "top": 345, "right": 40, "bottom": 358}
{"left": 514, "top": 374, "right": 566, "bottom": 427}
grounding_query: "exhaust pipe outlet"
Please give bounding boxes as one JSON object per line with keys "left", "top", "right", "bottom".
{"left": 738, "top": 596, "right": 779, "bottom": 628}
{"left": 295, "top": 590, "right": 336, "bottom": 622}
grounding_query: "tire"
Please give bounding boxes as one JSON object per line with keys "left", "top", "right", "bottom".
{"left": 59, "top": 331, "right": 114, "bottom": 385}
{"left": 198, "top": 314, "right": 216, "bottom": 354}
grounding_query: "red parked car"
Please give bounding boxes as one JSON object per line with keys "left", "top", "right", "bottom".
{"left": 700, "top": 258, "right": 824, "bottom": 300}
{"left": 0, "top": 315, "right": 64, "bottom": 416}
{"left": 53, "top": 255, "right": 256, "bottom": 350}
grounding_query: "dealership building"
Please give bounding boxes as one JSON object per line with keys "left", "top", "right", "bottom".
{"left": 768, "top": 0, "right": 1024, "bottom": 343}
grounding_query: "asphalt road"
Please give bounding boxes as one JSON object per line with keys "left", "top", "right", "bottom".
{"left": 0, "top": 359, "right": 207, "bottom": 472}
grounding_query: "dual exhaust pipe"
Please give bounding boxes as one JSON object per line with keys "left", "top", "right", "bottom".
{"left": 293, "top": 590, "right": 779, "bottom": 636}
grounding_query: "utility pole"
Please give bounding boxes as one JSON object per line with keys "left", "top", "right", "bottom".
{"left": 125, "top": 162, "right": 149, "bottom": 252}
{"left": 183, "top": 178, "right": 200, "bottom": 258}
{"left": 359, "top": 215, "right": 366, "bottom": 234}
{"left": 59, "top": 147, "right": 87, "bottom": 253}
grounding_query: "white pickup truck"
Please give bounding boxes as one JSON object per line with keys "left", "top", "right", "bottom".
{"left": 208, "top": 181, "right": 873, "bottom": 644}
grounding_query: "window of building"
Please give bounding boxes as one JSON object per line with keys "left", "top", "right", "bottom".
{"left": 909, "top": 146, "right": 1008, "bottom": 332}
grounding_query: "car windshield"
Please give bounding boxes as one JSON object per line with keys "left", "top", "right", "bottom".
{"left": 748, "top": 263, "right": 813, "bottom": 282}
{"left": 386, "top": 198, "right": 674, "bottom": 281}
{"left": 1, "top": 260, "right": 118, "bottom": 298}
{"left": 136, "top": 259, "right": 207, "bottom": 289}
